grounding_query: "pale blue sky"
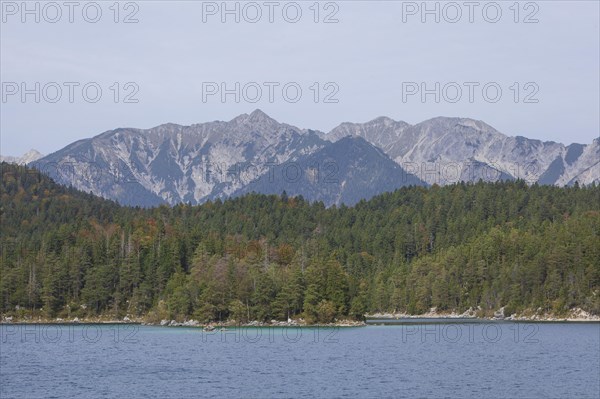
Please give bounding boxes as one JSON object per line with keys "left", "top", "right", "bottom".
{"left": 1, "top": 1, "right": 599, "bottom": 156}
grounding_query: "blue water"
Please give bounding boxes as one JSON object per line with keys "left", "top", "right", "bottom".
{"left": 1, "top": 323, "right": 598, "bottom": 398}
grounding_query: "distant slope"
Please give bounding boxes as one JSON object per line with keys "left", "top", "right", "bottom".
{"left": 0, "top": 162, "right": 122, "bottom": 238}
{"left": 235, "top": 136, "right": 427, "bottom": 206}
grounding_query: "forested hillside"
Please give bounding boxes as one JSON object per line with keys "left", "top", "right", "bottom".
{"left": 1, "top": 162, "right": 599, "bottom": 322}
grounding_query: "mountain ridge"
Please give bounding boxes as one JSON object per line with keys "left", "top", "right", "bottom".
{"left": 26, "top": 110, "right": 599, "bottom": 207}
{"left": 0, "top": 149, "right": 44, "bottom": 165}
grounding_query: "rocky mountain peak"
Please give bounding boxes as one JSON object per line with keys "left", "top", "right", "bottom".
{"left": 0, "top": 149, "right": 44, "bottom": 165}
{"left": 248, "top": 108, "right": 273, "bottom": 122}
{"left": 367, "top": 116, "right": 400, "bottom": 126}
{"left": 231, "top": 109, "right": 277, "bottom": 124}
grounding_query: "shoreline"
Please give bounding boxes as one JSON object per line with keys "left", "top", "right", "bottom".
{"left": 2, "top": 319, "right": 598, "bottom": 326}
{"left": 365, "top": 317, "right": 600, "bottom": 324}
{"left": 2, "top": 312, "right": 599, "bottom": 326}
{"left": 2, "top": 307, "right": 598, "bottom": 326}
{"left": 365, "top": 308, "right": 600, "bottom": 323}
{"left": 0, "top": 316, "right": 366, "bottom": 328}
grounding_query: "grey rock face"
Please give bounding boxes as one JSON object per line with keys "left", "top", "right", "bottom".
{"left": 31, "top": 111, "right": 598, "bottom": 207}
{"left": 325, "top": 116, "right": 598, "bottom": 187}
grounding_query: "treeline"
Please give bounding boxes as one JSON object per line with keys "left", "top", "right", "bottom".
{"left": 1, "top": 162, "right": 598, "bottom": 322}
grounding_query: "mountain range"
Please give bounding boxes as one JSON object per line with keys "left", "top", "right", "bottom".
{"left": 4, "top": 109, "right": 598, "bottom": 206}
{"left": 0, "top": 149, "right": 44, "bottom": 165}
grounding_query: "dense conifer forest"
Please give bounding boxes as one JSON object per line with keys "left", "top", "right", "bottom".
{"left": 1, "top": 162, "right": 599, "bottom": 322}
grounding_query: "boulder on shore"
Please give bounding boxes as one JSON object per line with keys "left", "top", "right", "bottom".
{"left": 493, "top": 307, "right": 505, "bottom": 319}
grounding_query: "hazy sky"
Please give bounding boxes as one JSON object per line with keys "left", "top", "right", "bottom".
{"left": 1, "top": 1, "right": 599, "bottom": 156}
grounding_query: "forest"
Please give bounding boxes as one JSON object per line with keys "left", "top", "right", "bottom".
{"left": 1, "top": 162, "right": 599, "bottom": 323}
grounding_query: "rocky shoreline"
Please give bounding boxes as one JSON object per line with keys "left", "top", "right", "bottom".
{"left": 366, "top": 307, "right": 600, "bottom": 322}
{"left": 2, "top": 307, "right": 598, "bottom": 326}
{"left": 0, "top": 315, "right": 366, "bottom": 328}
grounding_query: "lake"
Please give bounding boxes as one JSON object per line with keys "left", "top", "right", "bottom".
{"left": 1, "top": 323, "right": 598, "bottom": 398}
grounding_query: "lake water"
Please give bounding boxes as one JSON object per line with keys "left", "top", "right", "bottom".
{"left": 1, "top": 323, "right": 598, "bottom": 398}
